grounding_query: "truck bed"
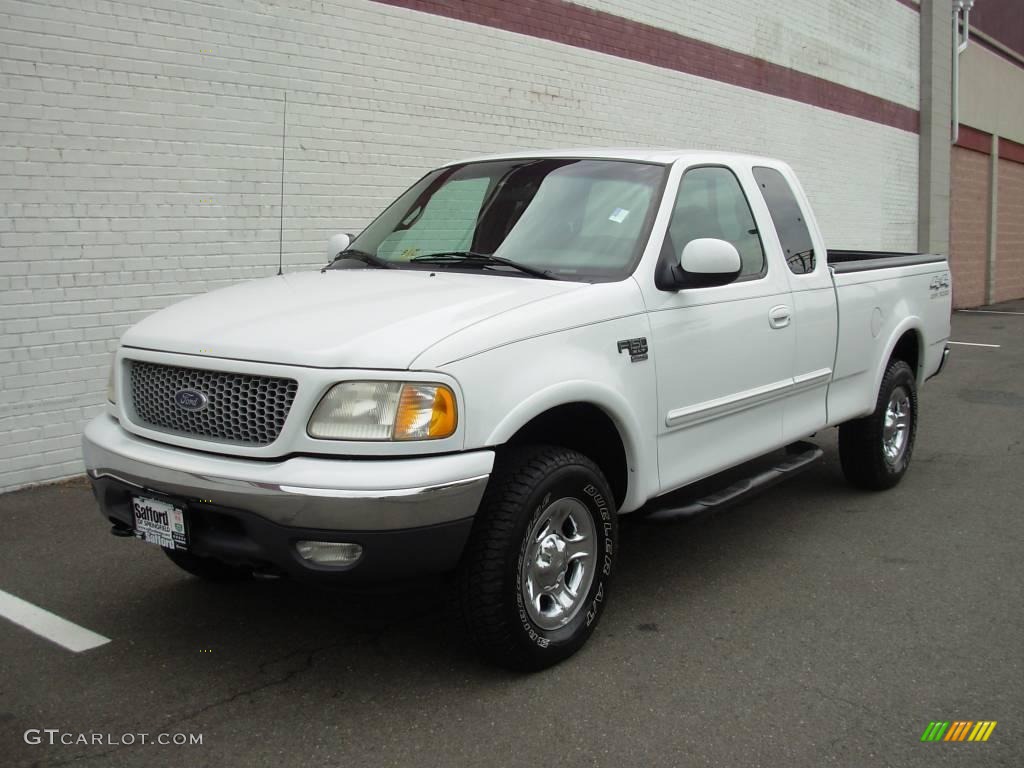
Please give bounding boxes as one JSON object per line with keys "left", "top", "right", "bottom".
{"left": 827, "top": 250, "right": 947, "bottom": 273}
{"left": 826, "top": 255, "right": 951, "bottom": 427}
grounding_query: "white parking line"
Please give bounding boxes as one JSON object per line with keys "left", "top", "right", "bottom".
{"left": 948, "top": 341, "right": 1001, "bottom": 348}
{"left": 956, "top": 310, "right": 1024, "bottom": 316}
{"left": 0, "top": 589, "right": 110, "bottom": 652}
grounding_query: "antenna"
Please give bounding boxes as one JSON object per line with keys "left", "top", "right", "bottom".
{"left": 277, "top": 92, "right": 287, "bottom": 276}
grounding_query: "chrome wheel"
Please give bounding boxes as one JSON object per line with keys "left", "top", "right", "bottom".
{"left": 520, "top": 497, "right": 596, "bottom": 631}
{"left": 882, "top": 386, "right": 911, "bottom": 464}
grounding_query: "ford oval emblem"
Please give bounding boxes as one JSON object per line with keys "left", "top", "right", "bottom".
{"left": 174, "top": 389, "right": 208, "bottom": 411}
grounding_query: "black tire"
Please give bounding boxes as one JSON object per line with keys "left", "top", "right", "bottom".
{"left": 838, "top": 359, "right": 918, "bottom": 490}
{"left": 162, "top": 547, "right": 252, "bottom": 581}
{"left": 458, "top": 445, "right": 617, "bottom": 671}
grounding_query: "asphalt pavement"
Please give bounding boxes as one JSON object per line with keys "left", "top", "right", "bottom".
{"left": 1, "top": 305, "right": 1022, "bottom": 768}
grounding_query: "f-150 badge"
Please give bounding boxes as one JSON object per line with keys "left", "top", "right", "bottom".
{"left": 617, "top": 337, "right": 648, "bottom": 362}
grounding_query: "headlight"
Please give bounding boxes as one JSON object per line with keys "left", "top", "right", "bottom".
{"left": 308, "top": 381, "right": 457, "bottom": 441}
{"left": 107, "top": 359, "right": 117, "bottom": 404}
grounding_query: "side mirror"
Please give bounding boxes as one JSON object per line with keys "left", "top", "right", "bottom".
{"left": 327, "top": 232, "right": 352, "bottom": 261}
{"left": 674, "top": 238, "right": 742, "bottom": 288}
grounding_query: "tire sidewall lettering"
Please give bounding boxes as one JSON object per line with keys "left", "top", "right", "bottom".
{"left": 583, "top": 483, "right": 615, "bottom": 575}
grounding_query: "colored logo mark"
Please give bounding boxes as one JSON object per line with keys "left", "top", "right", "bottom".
{"left": 920, "top": 721, "right": 997, "bottom": 742}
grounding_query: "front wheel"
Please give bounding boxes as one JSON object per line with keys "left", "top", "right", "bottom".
{"left": 457, "top": 445, "right": 617, "bottom": 671}
{"left": 838, "top": 359, "right": 918, "bottom": 490}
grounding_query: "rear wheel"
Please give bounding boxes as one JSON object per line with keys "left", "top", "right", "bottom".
{"left": 458, "top": 445, "right": 617, "bottom": 671}
{"left": 162, "top": 547, "right": 252, "bottom": 581}
{"left": 839, "top": 359, "right": 918, "bottom": 490}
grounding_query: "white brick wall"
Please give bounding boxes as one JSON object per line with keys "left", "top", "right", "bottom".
{"left": 0, "top": 0, "right": 920, "bottom": 491}
{"left": 576, "top": 0, "right": 921, "bottom": 108}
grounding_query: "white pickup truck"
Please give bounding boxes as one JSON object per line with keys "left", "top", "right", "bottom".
{"left": 83, "top": 149, "right": 951, "bottom": 670}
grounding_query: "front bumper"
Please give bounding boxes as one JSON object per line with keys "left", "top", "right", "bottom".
{"left": 83, "top": 415, "right": 493, "bottom": 580}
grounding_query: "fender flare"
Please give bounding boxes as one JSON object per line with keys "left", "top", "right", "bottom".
{"left": 873, "top": 317, "right": 924, "bottom": 398}
{"left": 485, "top": 380, "right": 650, "bottom": 511}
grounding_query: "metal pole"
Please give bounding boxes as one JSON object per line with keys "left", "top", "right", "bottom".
{"left": 951, "top": 0, "right": 975, "bottom": 145}
{"left": 986, "top": 134, "right": 999, "bottom": 305}
{"left": 278, "top": 92, "right": 287, "bottom": 276}
{"left": 952, "top": 2, "right": 960, "bottom": 144}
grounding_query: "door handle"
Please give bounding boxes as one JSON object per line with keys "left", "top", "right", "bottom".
{"left": 769, "top": 305, "right": 791, "bottom": 329}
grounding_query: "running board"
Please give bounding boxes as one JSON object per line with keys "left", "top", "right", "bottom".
{"left": 642, "top": 441, "right": 824, "bottom": 523}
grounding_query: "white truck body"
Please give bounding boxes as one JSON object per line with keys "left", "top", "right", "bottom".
{"left": 83, "top": 149, "right": 951, "bottom": 668}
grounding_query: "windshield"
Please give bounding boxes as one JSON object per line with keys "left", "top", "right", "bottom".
{"left": 336, "top": 159, "right": 667, "bottom": 282}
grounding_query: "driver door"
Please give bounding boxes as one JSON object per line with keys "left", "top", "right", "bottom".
{"left": 643, "top": 164, "right": 796, "bottom": 493}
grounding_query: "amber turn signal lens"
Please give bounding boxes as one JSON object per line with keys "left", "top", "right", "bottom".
{"left": 393, "top": 383, "right": 457, "bottom": 440}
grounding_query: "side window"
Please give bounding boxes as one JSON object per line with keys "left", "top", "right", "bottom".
{"left": 667, "top": 166, "right": 765, "bottom": 278}
{"left": 752, "top": 167, "right": 816, "bottom": 275}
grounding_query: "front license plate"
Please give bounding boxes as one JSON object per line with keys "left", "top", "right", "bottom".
{"left": 131, "top": 496, "right": 188, "bottom": 550}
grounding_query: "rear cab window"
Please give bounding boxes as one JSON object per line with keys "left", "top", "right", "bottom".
{"left": 752, "top": 167, "right": 817, "bottom": 275}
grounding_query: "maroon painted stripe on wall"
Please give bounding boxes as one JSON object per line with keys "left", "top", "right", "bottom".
{"left": 970, "top": 0, "right": 1024, "bottom": 61}
{"left": 1000, "top": 136, "right": 1024, "bottom": 165}
{"left": 955, "top": 127, "right": 1024, "bottom": 166}
{"left": 956, "top": 124, "right": 993, "bottom": 155}
{"left": 371, "top": 0, "right": 920, "bottom": 134}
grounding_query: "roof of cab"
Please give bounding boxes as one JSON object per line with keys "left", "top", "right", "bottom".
{"left": 443, "top": 147, "right": 787, "bottom": 167}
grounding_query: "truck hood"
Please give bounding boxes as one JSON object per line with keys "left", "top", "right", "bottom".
{"left": 121, "top": 269, "right": 584, "bottom": 369}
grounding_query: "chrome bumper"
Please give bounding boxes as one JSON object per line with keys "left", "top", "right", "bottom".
{"left": 82, "top": 415, "right": 493, "bottom": 531}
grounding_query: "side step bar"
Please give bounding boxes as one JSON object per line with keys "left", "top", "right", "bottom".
{"left": 642, "top": 441, "right": 824, "bottom": 523}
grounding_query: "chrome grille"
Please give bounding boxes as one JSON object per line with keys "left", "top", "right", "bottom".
{"left": 127, "top": 361, "right": 298, "bottom": 446}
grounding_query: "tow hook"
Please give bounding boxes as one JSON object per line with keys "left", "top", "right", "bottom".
{"left": 110, "top": 520, "right": 134, "bottom": 538}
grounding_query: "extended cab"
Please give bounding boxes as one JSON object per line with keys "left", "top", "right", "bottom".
{"left": 83, "top": 150, "right": 952, "bottom": 670}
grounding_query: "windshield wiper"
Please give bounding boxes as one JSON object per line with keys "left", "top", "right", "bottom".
{"left": 323, "top": 248, "right": 395, "bottom": 272}
{"left": 409, "top": 251, "right": 558, "bottom": 280}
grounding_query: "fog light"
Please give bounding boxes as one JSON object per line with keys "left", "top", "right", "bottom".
{"left": 295, "top": 541, "right": 363, "bottom": 566}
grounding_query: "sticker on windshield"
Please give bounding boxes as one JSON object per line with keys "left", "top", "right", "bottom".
{"left": 608, "top": 208, "right": 630, "bottom": 223}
